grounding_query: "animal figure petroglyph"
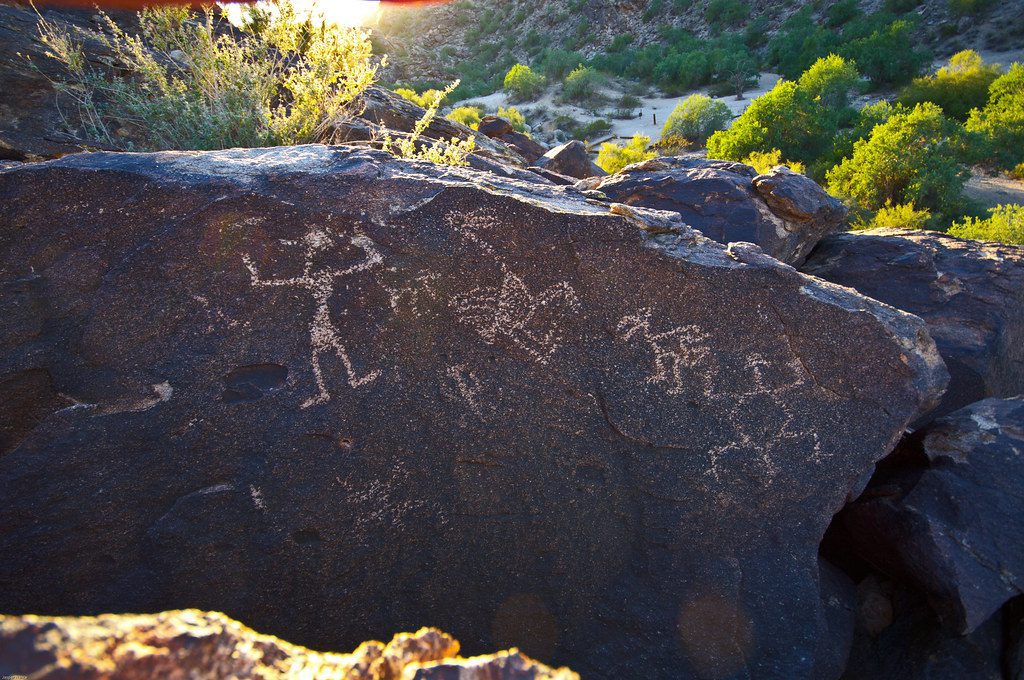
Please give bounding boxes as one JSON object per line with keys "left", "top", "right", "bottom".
{"left": 242, "top": 228, "right": 383, "bottom": 408}
{"left": 454, "top": 264, "right": 580, "bottom": 365}
{"left": 616, "top": 308, "right": 713, "bottom": 395}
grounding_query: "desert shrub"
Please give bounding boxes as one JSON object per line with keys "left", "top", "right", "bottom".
{"left": 797, "top": 53, "right": 861, "bottom": 114}
{"left": 766, "top": 8, "right": 835, "bottom": 80}
{"left": 446, "top": 105, "right": 482, "bottom": 129}
{"left": 496, "top": 105, "right": 528, "bottom": 132}
{"left": 852, "top": 201, "right": 932, "bottom": 230}
{"left": 395, "top": 87, "right": 447, "bottom": 108}
{"left": 662, "top": 94, "right": 731, "bottom": 145}
{"left": 705, "top": 0, "right": 750, "bottom": 28}
{"left": 898, "top": 50, "right": 1002, "bottom": 121}
{"left": 503, "top": 63, "right": 546, "bottom": 101}
{"left": 382, "top": 81, "right": 476, "bottom": 166}
{"left": 825, "top": 103, "right": 971, "bottom": 224}
{"left": 742, "top": 149, "right": 806, "bottom": 174}
{"left": 1011, "top": 163, "right": 1024, "bottom": 180}
{"left": 652, "top": 134, "right": 693, "bottom": 154}
{"left": 597, "top": 134, "right": 657, "bottom": 173}
{"left": 947, "top": 0, "right": 996, "bottom": 16}
{"left": 965, "top": 64, "right": 1024, "bottom": 170}
{"left": 839, "top": 18, "right": 929, "bottom": 88}
{"left": 884, "top": 0, "right": 921, "bottom": 13}
{"left": 948, "top": 204, "right": 1024, "bottom": 244}
{"left": 827, "top": 0, "right": 861, "bottom": 27}
{"left": 35, "top": 2, "right": 378, "bottom": 150}
{"left": 561, "top": 65, "right": 603, "bottom": 103}
{"left": 535, "top": 48, "right": 584, "bottom": 79}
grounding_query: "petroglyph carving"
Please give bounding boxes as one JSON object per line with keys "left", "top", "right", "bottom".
{"left": 454, "top": 265, "right": 580, "bottom": 365}
{"left": 617, "top": 308, "right": 713, "bottom": 395}
{"left": 242, "top": 228, "right": 383, "bottom": 408}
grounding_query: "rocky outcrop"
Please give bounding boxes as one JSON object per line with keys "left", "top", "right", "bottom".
{"left": 0, "top": 145, "right": 946, "bottom": 678}
{"left": 833, "top": 397, "right": 1024, "bottom": 635}
{"left": 802, "top": 228, "right": 1024, "bottom": 422}
{"left": 477, "top": 115, "right": 514, "bottom": 138}
{"left": 500, "top": 131, "right": 548, "bottom": 164}
{"left": 0, "top": 609, "right": 576, "bottom": 679}
{"left": 842, "top": 577, "right": 1005, "bottom": 680}
{"left": 533, "top": 140, "right": 605, "bottom": 179}
{"left": 587, "top": 157, "right": 847, "bottom": 266}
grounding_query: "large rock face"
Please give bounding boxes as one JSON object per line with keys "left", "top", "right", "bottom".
{"left": 0, "top": 609, "right": 577, "bottom": 679}
{"left": 533, "top": 140, "right": 605, "bottom": 179}
{"left": 0, "top": 146, "right": 946, "bottom": 679}
{"left": 833, "top": 397, "right": 1024, "bottom": 635}
{"left": 586, "top": 158, "right": 847, "bottom": 266}
{"left": 802, "top": 228, "right": 1024, "bottom": 422}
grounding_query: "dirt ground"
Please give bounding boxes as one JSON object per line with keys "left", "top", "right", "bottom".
{"left": 965, "top": 170, "right": 1024, "bottom": 210}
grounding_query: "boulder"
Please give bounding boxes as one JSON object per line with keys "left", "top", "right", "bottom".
{"left": 802, "top": 228, "right": 1024, "bottom": 422}
{"left": 533, "top": 140, "right": 606, "bottom": 179}
{"left": 0, "top": 145, "right": 947, "bottom": 678}
{"left": 833, "top": 397, "right": 1024, "bottom": 634}
{"left": 499, "top": 131, "right": 548, "bottom": 165}
{"left": 0, "top": 609, "right": 577, "bottom": 679}
{"left": 1007, "top": 597, "right": 1024, "bottom": 680}
{"left": 526, "top": 165, "right": 577, "bottom": 186}
{"left": 843, "top": 576, "right": 1004, "bottom": 680}
{"left": 477, "top": 115, "right": 514, "bottom": 138}
{"left": 591, "top": 157, "right": 846, "bottom": 266}
{"left": 814, "top": 558, "right": 856, "bottom": 680}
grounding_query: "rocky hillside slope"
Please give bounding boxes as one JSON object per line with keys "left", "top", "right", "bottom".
{"left": 371, "top": 0, "right": 1023, "bottom": 84}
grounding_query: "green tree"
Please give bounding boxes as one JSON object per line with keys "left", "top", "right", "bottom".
{"left": 826, "top": 103, "right": 971, "bottom": 224}
{"left": 561, "top": 65, "right": 603, "bottom": 104}
{"left": 965, "top": 63, "right": 1024, "bottom": 170}
{"left": 661, "top": 94, "right": 730, "bottom": 146}
{"left": 503, "top": 63, "right": 546, "bottom": 101}
{"left": 898, "top": 50, "right": 1002, "bottom": 121}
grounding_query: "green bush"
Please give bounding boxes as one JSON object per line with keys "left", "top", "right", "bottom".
{"left": 496, "top": 105, "right": 528, "bottom": 132}
{"left": 898, "top": 50, "right": 1002, "bottom": 121}
{"left": 35, "top": 2, "right": 378, "bottom": 150}
{"left": 395, "top": 87, "right": 448, "bottom": 108}
{"left": 948, "top": 204, "right": 1024, "bottom": 244}
{"left": 826, "top": 103, "right": 971, "bottom": 224}
{"left": 853, "top": 201, "right": 932, "bottom": 230}
{"left": 839, "top": 18, "right": 930, "bottom": 88}
{"left": 883, "top": 0, "right": 921, "bottom": 13}
{"left": 965, "top": 64, "right": 1024, "bottom": 170}
{"left": 503, "top": 63, "right": 546, "bottom": 101}
{"left": 446, "top": 105, "right": 483, "bottom": 129}
{"left": 827, "top": 0, "right": 861, "bottom": 27}
{"left": 705, "top": 0, "right": 750, "bottom": 27}
{"left": 535, "top": 48, "right": 584, "bottom": 79}
{"left": 742, "top": 149, "right": 806, "bottom": 174}
{"left": 797, "top": 53, "right": 860, "bottom": 113}
{"left": 596, "top": 134, "right": 657, "bottom": 173}
{"left": 947, "top": 0, "right": 996, "bottom": 17}
{"left": 561, "top": 65, "right": 603, "bottom": 103}
{"left": 661, "top": 94, "right": 731, "bottom": 145}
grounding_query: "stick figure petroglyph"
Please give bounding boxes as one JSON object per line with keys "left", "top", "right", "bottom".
{"left": 617, "top": 308, "right": 713, "bottom": 395}
{"left": 454, "top": 264, "right": 581, "bottom": 365}
{"left": 242, "top": 228, "right": 383, "bottom": 408}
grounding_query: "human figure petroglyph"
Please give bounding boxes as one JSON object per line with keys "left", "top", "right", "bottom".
{"left": 454, "top": 264, "right": 581, "bottom": 365}
{"left": 242, "top": 228, "right": 383, "bottom": 408}
{"left": 617, "top": 308, "right": 713, "bottom": 396}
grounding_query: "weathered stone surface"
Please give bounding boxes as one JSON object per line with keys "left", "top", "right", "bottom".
{"left": 0, "top": 609, "right": 576, "bottom": 679}
{"left": 834, "top": 397, "right": 1024, "bottom": 635}
{"left": 500, "top": 131, "right": 548, "bottom": 165}
{"left": 591, "top": 157, "right": 846, "bottom": 266}
{"left": 843, "top": 577, "right": 1004, "bottom": 680}
{"left": 802, "top": 229, "right": 1024, "bottom": 422}
{"left": 0, "top": 145, "right": 946, "bottom": 678}
{"left": 477, "top": 115, "right": 514, "bottom": 138}
{"left": 533, "top": 140, "right": 605, "bottom": 179}
{"left": 1007, "top": 596, "right": 1024, "bottom": 680}
{"left": 814, "top": 559, "right": 856, "bottom": 680}
{"left": 526, "top": 165, "right": 577, "bottom": 185}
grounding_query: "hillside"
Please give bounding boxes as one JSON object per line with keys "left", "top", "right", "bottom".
{"left": 371, "top": 0, "right": 1023, "bottom": 93}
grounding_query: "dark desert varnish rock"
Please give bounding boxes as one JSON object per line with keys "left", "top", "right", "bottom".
{"left": 0, "top": 145, "right": 946, "bottom": 679}
{"left": 587, "top": 157, "right": 847, "bottom": 266}
{"left": 533, "top": 140, "right": 607, "bottom": 179}
{"left": 802, "top": 228, "right": 1024, "bottom": 423}
{"left": 833, "top": 397, "right": 1024, "bottom": 636}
